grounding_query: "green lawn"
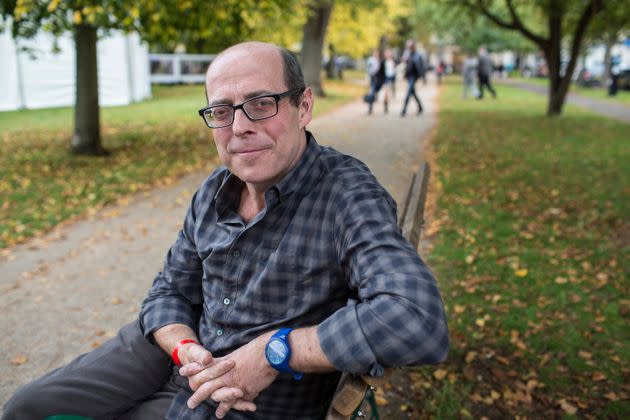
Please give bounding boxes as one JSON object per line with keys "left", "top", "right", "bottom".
{"left": 399, "top": 80, "right": 629, "bottom": 418}
{"left": 0, "top": 80, "right": 363, "bottom": 249}
{"left": 507, "top": 76, "right": 630, "bottom": 106}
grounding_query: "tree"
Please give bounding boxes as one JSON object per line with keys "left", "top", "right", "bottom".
{"left": 461, "top": 0, "right": 605, "bottom": 116}
{"left": 0, "top": 0, "right": 290, "bottom": 155}
{"left": 301, "top": 0, "right": 334, "bottom": 96}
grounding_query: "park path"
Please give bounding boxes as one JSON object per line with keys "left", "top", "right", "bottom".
{"left": 0, "top": 78, "right": 438, "bottom": 409}
{"left": 502, "top": 79, "right": 630, "bottom": 123}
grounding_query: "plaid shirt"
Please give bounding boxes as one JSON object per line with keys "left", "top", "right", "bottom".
{"left": 140, "top": 133, "right": 448, "bottom": 419}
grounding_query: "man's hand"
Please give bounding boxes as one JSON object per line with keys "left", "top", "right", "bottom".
{"left": 180, "top": 331, "right": 278, "bottom": 417}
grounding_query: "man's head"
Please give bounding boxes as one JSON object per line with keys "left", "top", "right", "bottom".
{"left": 406, "top": 39, "right": 416, "bottom": 52}
{"left": 478, "top": 46, "right": 487, "bottom": 56}
{"left": 204, "top": 42, "right": 313, "bottom": 191}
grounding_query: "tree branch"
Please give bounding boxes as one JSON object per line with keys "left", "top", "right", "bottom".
{"left": 505, "top": 0, "right": 548, "bottom": 46}
{"left": 563, "top": 0, "right": 604, "bottom": 84}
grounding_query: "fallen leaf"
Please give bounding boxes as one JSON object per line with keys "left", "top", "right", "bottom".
{"left": 465, "top": 255, "right": 475, "bottom": 264}
{"left": 375, "top": 394, "right": 389, "bottom": 406}
{"left": 465, "top": 351, "right": 477, "bottom": 363}
{"left": 475, "top": 318, "right": 486, "bottom": 327}
{"left": 454, "top": 304, "right": 466, "bottom": 314}
{"left": 515, "top": 269, "right": 528, "bottom": 278}
{"left": 559, "top": 399, "right": 577, "bottom": 415}
{"left": 555, "top": 277, "right": 568, "bottom": 284}
{"left": 592, "top": 372, "right": 606, "bottom": 381}
{"left": 433, "top": 369, "right": 448, "bottom": 380}
{"left": 11, "top": 355, "right": 27, "bottom": 366}
{"left": 578, "top": 351, "right": 592, "bottom": 360}
{"left": 604, "top": 392, "right": 619, "bottom": 401}
{"left": 111, "top": 297, "right": 122, "bottom": 305}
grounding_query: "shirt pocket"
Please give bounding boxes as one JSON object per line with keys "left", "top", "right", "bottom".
{"left": 245, "top": 252, "right": 309, "bottom": 320}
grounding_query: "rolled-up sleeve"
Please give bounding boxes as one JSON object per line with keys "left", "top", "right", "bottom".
{"left": 140, "top": 192, "right": 204, "bottom": 338}
{"left": 317, "top": 185, "right": 449, "bottom": 376}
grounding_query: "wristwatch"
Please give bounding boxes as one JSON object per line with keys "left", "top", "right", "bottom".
{"left": 265, "top": 328, "right": 303, "bottom": 380}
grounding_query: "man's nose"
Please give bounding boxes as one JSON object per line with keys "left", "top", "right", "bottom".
{"left": 231, "top": 108, "right": 255, "bottom": 135}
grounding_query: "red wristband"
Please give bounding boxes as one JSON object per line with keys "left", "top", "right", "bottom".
{"left": 171, "top": 339, "right": 199, "bottom": 367}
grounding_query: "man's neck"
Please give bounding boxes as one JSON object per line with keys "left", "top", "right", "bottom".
{"left": 238, "top": 183, "right": 267, "bottom": 224}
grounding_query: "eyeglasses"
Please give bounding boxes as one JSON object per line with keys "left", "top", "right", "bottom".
{"left": 198, "top": 88, "right": 303, "bottom": 129}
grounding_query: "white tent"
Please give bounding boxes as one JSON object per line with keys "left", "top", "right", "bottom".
{"left": 0, "top": 21, "right": 151, "bottom": 112}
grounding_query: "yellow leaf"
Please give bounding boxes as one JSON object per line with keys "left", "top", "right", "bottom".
{"left": 454, "top": 304, "right": 465, "bottom": 314}
{"left": 559, "top": 399, "right": 577, "bottom": 415}
{"left": 465, "top": 255, "right": 475, "bottom": 264}
{"left": 374, "top": 394, "right": 389, "bottom": 406}
{"left": 11, "top": 355, "right": 27, "bottom": 366}
{"left": 465, "top": 351, "right": 477, "bottom": 363}
{"left": 433, "top": 369, "right": 448, "bottom": 380}
{"left": 475, "top": 318, "right": 485, "bottom": 327}
{"left": 73, "top": 10, "right": 82, "bottom": 24}
{"left": 604, "top": 392, "right": 619, "bottom": 401}
{"left": 490, "top": 390, "right": 501, "bottom": 400}
{"left": 111, "top": 297, "right": 122, "bottom": 305}
{"left": 578, "top": 351, "right": 592, "bottom": 360}
{"left": 515, "top": 269, "right": 528, "bottom": 278}
{"left": 555, "top": 277, "right": 568, "bottom": 284}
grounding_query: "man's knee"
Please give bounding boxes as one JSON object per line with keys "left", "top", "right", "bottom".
{"left": 2, "top": 380, "right": 48, "bottom": 420}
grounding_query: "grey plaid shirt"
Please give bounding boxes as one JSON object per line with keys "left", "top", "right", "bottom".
{"left": 140, "top": 133, "right": 448, "bottom": 419}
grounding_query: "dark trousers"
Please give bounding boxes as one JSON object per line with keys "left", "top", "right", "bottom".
{"left": 401, "top": 77, "right": 423, "bottom": 115}
{"left": 477, "top": 74, "right": 496, "bottom": 99}
{"left": 2, "top": 320, "right": 173, "bottom": 420}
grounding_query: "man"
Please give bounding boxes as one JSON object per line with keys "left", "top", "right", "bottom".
{"left": 3, "top": 42, "right": 448, "bottom": 420}
{"left": 400, "top": 39, "right": 424, "bottom": 116}
{"left": 477, "top": 47, "right": 497, "bottom": 99}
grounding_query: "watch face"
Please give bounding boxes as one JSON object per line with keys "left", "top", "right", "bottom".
{"left": 266, "top": 338, "right": 288, "bottom": 365}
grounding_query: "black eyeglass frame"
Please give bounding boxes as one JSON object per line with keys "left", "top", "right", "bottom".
{"left": 198, "top": 88, "right": 304, "bottom": 129}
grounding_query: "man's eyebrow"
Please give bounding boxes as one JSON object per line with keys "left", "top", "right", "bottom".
{"left": 207, "top": 90, "right": 276, "bottom": 106}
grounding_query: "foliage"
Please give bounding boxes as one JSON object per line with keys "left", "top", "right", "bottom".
{"left": 381, "top": 79, "right": 630, "bottom": 418}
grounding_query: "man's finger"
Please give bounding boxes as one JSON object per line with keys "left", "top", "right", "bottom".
{"left": 232, "top": 400, "right": 257, "bottom": 412}
{"left": 215, "top": 401, "right": 233, "bottom": 419}
{"left": 187, "top": 359, "right": 234, "bottom": 391}
{"left": 211, "top": 387, "right": 244, "bottom": 403}
{"left": 187, "top": 379, "right": 226, "bottom": 409}
{"left": 179, "top": 361, "right": 205, "bottom": 377}
{"left": 184, "top": 344, "right": 213, "bottom": 366}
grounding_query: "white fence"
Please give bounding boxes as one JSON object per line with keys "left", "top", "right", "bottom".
{"left": 149, "top": 54, "right": 215, "bottom": 84}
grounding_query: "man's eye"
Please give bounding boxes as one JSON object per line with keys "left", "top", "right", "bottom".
{"left": 251, "top": 98, "right": 275, "bottom": 108}
{"left": 211, "top": 107, "right": 231, "bottom": 120}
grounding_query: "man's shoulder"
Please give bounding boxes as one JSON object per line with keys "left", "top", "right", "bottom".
{"left": 317, "top": 146, "right": 392, "bottom": 199}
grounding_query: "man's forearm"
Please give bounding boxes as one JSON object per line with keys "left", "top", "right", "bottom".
{"left": 153, "top": 323, "right": 199, "bottom": 356}
{"left": 287, "top": 326, "right": 336, "bottom": 373}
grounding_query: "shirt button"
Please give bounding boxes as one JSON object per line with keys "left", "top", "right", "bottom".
{"left": 233, "top": 250, "right": 241, "bottom": 257}
{"left": 216, "top": 329, "right": 223, "bottom": 336}
{"left": 223, "top": 298, "right": 231, "bottom": 305}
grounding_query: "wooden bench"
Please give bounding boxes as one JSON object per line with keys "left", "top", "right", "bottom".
{"left": 325, "top": 162, "right": 431, "bottom": 420}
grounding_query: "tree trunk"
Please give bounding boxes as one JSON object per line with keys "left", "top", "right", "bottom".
{"left": 545, "top": 4, "right": 564, "bottom": 116}
{"left": 301, "top": 0, "right": 334, "bottom": 97}
{"left": 71, "top": 24, "right": 106, "bottom": 155}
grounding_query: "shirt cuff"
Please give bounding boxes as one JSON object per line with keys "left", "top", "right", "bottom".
{"left": 140, "top": 297, "right": 198, "bottom": 339}
{"left": 317, "top": 301, "right": 384, "bottom": 377}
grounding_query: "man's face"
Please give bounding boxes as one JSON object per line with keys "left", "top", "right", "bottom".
{"left": 205, "top": 45, "right": 313, "bottom": 190}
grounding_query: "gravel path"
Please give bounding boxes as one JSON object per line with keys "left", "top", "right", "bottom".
{"left": 502, "top": 79, "right": 630, "bottom": 123}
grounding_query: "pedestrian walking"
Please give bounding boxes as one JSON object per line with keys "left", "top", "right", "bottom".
{"left": 383, "top": 48, "right": 397, "bottom": 112}
{"left": 366, "top": 48, "right": 386, "bottom": 115}
{"left": 462, "top": 53, "right": 478, "bottom": 99}
{"left": 477, "top": 47, "right": 497, "bottom": 99}
{"left": 401, "top": 39, "right": 424, "bottom": 116}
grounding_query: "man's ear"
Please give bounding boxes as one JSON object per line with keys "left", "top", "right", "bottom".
{"left": 298, "top": 87, "right": 314, "bottom": 129}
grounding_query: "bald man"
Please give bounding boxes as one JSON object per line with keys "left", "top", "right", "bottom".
{"left": 3, "top": 42, "right": 448, "bottom": 420}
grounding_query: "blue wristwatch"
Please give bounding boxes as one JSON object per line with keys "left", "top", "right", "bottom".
{"left": 265, "top": 328, "right": 303, "bottom": 380}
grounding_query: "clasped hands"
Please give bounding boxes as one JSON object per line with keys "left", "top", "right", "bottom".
{"left": 178, "top": 332, "right": 278, "bottom": 418}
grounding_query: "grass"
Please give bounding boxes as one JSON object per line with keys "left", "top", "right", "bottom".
{"left": 0, "top": 80, "right": 364, "bottom": 249}
{"left": 398, "top": 79, "right": 629, "bottom": 418}
{"left": 507, "top": 76, "right": 630, "bottom": 106}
